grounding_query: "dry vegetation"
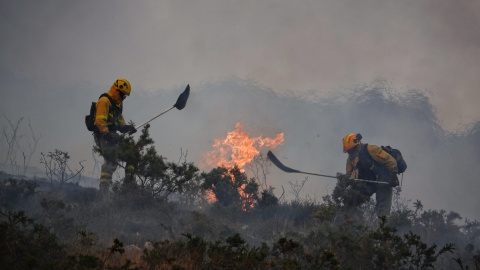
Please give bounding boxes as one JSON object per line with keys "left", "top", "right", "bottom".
{"left": 1, "top": 147, "right": 479, "bottom": 269}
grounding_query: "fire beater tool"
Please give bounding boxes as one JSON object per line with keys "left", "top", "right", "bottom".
{"left": 267, "top": 150, "right": 388, "bottom": 184}
{"left": 135, "top": 84, "right": 190, "bottom": 130}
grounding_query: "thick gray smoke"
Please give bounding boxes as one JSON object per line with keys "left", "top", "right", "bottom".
{"left": 127, "top": 78, "right": 480, "bottom": 221}
{"left": 1, "top": 76, "right": 479, "bottom": 220}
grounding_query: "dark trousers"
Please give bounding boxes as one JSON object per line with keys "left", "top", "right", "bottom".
{"left": 94, "top": 134, "right": 136, "bottom": 186}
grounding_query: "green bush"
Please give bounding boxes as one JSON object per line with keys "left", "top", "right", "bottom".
{"left": 0, "top": 210, "right": 65, "bottom": 270}
{"left": 201, "top": 165, "right": 259, "bottom": 211}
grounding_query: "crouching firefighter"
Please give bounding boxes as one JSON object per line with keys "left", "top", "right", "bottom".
{"left": 337, "top": 133, "right": 399, "bottom": 216}
{"left": 93, "top": 78, "right": 137, "bottom": 198}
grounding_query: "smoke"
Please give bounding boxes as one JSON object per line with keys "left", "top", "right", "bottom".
{"left": 1, "top": 0, "right": 479, "bottom": 220}
{"left": 0, "top": 72, "right": 478, "bottom": 220}
{"left": 1, "top": 0, "right": 480, "bottom": 131}
{"left": 119, "top": 78, "right": 479, "bottom": 220}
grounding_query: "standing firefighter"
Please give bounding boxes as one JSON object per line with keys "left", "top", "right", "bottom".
{"left": 335, "top": 133, "right": 399, "bottom": 216}
{"left": 93, "top": 78, "right": 137, "bottom": 197}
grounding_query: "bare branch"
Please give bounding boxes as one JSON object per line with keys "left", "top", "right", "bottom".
{"left": 278, "top": 185, "right": 286, "bottom": 203}
{"left": 22, "top": 119, "right": 40, "bottom": 174}
{"left": 40, "top": 149, "right": 85, "bottom": 187}
{"left": 2, "top": 114, "right": 23, "bottom": 166}
{"left": 288, "top": 177, "right": 309, "bottom": 202}
{"left": 245, "top": 152, "right": 271, "bottom": 190}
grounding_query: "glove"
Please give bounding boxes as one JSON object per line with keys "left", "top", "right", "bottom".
{"left": 104, "top": 132, "right": 120, "bottom": 144}
{"left": 336, "top": 172, "right": 350, "bottom": 182}
{"left": 121, "top": 125, "right": 137, "bottom": 134}
{"left": 350, "top": 169, "right": 359, "bottom": 180}
{"left": 389, "top": 172, "right": 399, "bottom": 187}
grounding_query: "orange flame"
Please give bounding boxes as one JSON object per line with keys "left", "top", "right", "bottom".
{"left": 204, "top": 122, "right": 284, "bottom": 208}
{"left": 205, "top": 122, "right": 284, "bottom": 169}
{"left": 205, "top": 190, "right": 217, "bottom": 204}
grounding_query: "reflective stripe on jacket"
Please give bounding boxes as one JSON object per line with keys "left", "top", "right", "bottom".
{"left": 94, "top": 86, "right": 126, "bottom": 134}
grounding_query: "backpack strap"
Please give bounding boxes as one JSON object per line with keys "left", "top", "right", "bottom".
{"left": 99, "top": 93, "right": 122, "bottom": 113}
{"left": 358, "top": 144, "right": 376, "bottom": 171}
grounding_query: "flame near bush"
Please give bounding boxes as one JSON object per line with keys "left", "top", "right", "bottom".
{"left": 202, "top": 122, "right": 284, "bottom": 209}
{"left": 205, "top": 122, "right": 284, "bottom": 169}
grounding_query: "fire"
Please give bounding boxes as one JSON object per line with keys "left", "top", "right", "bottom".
{"left": 238, "top": 182, "right": 254, "bottom": 211}
{"left": 205, "top": 122, "right": 284, "bottom": 169}
{"left": 204, "top": 122, "right": 284, "bottom": 209}
{"left": 205, "top": 190, "right": 217, "bottom": 204}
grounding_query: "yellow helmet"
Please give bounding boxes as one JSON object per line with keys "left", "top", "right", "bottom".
{"left": 343, "top": 133, "right": 361, "bottom": 152}
{"left": 113, "top": 78, "right": 131, "bottom": 96}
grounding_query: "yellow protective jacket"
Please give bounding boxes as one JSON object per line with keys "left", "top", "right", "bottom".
{"left": 346, "top": 144, "right": 398, "bottom": 178}
{"left": 94, "top": 86, "right": 126, "bottom": 134}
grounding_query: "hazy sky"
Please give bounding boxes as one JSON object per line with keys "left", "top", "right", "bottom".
{"left": 1, "top": 0, "right": 480, "bottom": 220}
{"left": 1, "top": 0, "right": 479, "bottom": 131}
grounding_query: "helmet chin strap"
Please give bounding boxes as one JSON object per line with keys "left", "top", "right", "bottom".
{"left": 117, "top": 89, "right": 127, "bottom": 100}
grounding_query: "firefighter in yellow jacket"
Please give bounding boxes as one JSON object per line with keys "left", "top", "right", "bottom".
{"left": 337, "top": 133, "right": 399, "bottom": 216}
{"left": 94, "top": 78, "right": 137, "bottom": 196}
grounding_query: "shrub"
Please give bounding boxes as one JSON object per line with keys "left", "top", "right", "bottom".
{"left": 0, "top": 178, "right": 37, "bottom": 207}
{"left": 0, "top": 210, "right": 65, "bottom": 270}
{"left": 113, "top": 126, "right": 201, "bottom": 203}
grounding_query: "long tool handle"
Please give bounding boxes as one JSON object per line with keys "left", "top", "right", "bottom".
{"left": 267, "top": 151, "right": 388, "bottom": 185}
{"left": 135, "top": 106, "right": 174, "bottom": 130}
{"left": 134, "top": 85, "right": 190, "bottom": 131}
